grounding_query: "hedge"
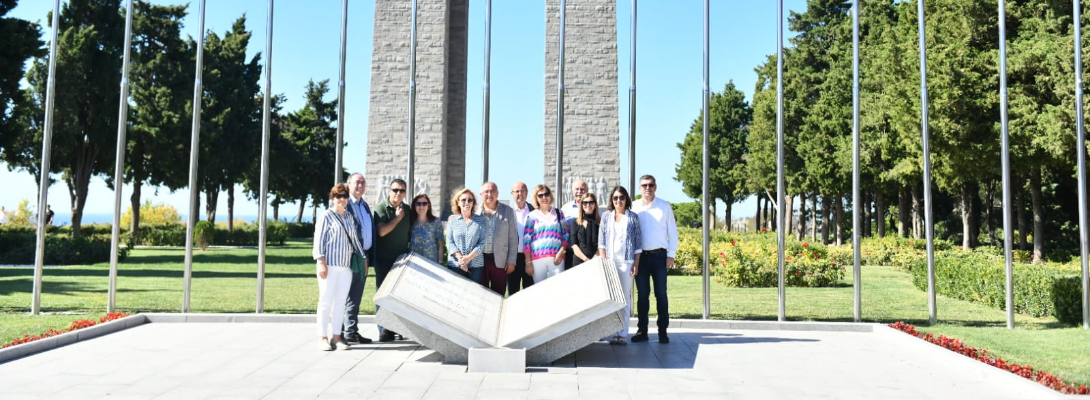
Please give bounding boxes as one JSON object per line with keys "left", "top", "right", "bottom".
{"left": 909, "top": 251, "right": 1083, "bottom": 325}
{"left": 0, "top": 229, "right": 127, "bottom": 265}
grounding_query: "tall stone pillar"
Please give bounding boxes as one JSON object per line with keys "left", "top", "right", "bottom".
{"left": 366, "top": 0, "right": 468, "bottom": 212}
{"left": 544, "top": 0, "right": 620, "bottom": 206}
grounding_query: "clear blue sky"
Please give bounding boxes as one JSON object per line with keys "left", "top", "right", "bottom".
{"left": 2, "top": 0, "right": 808, "bottom": 224}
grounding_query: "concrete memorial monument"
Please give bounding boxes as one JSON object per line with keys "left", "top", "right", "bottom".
{"left": 374, "top": 253, "right": 627, "bottom": 366}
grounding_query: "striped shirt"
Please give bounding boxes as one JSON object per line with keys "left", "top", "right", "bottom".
{"left": 446, "top": 214, "right": 487, "bottom": 269}
{"left": 522, "top": 209, "right": 570, "bottom": 261}
{"left": 313, "top": 209, "right": 365, "bottom": 268}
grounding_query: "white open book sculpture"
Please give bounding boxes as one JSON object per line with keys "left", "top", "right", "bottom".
{"left": 374, "top": 253, "right": 627, "bottom": 365}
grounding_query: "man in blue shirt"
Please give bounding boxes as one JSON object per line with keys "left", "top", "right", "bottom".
{"left": 343, "top": 173, "right": 377, "bottom": 344}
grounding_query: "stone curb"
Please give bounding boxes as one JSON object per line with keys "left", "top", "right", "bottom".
{"left": 873, "top": 324, "right": 1073, "bottom": 399}
{"left": 0, "top": 314, "right": 147, "bottom": 364}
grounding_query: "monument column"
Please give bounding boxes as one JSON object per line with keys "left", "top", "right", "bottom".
{"left": 544, "top": 0, "right": 620, "bottom": 205}
{"left": 366, "top": 0, "right": 468, "bottom": 211}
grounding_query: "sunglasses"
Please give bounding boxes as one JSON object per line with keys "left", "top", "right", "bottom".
{"left": 414, "top": 202, "right": 429, "bottom": 207}
{"left": 640, "top": 183, "right": 656, "bottom": 188}
{"left": 581, "top": 201, "right": 596, "bottom": 206}
{"left": 390, "top": 188, "right": 406, "bottom": 194}
{"left": 536, "top": 192, "right": 551, "bottom": 198}
{"left": 333, "top": 194, "right": 349, "bottom": 199}
{"left": 459, "top": 198, "right": 476, "bottom": 203}
{"left": 612, "top": 196, "right": 626, "bottom": 201}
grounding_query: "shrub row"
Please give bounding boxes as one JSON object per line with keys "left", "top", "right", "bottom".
{"left": 125, "top": 221, "right": 294, "bottom": 247}
{"left": 908, "top": 252, "right": 1083, "bottom": 325}
{"left": 0, "top": 230, "right": 127, "bottom": 265}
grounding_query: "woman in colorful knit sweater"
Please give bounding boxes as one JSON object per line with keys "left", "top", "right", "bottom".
{"left": 523, "top": 184, "right": 569, "bottom": 283}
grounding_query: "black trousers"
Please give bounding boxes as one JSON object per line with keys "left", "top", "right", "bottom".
{"left": 635, "top": 250, "right": 670, "bottom": 333}
{"left": 342, "top": 265, "right": 368, "bottom": 336}
{"left": 373, "top": 256, "right": 397, "bottom": 334}
{"left": 507, "top": 253, "right": 534, "bottom": 296}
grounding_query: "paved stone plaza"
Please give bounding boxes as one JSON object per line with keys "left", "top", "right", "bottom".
{"left": 0, "top": 317, "right": 1069, "bottom": 399}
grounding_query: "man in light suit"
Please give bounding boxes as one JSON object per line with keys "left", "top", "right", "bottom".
{"left": 478, "top": 182, "right": 520, "bottom": 295}
{"left": 343, "top": 173, "right": 377, "bottom": 344}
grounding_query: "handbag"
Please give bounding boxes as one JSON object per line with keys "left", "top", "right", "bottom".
{"left": 331, "top": 212, "right": 366, "bottom": 274}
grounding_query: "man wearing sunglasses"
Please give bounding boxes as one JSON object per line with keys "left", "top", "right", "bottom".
{"left": 342, "top": 173, "right": 377, "bottom": 344}
{"left": 373, "top": 178, "right": 413, "bottom": 342}
{"left": 631, "top": 174, "right": 678, "bottom": 344}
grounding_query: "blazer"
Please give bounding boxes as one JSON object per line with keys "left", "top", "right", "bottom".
{"left": 598, "top": 210, "right": 643, "bottom": 262}
{"left": 346, "top": 197, "right": 378, "bottom": 265}
{"left": 478, "top": 202, "right": 520, "bottom": 266}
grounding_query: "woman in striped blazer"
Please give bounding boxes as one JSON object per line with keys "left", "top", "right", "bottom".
{"left": 313, "top": 183, "right": 365, "bottom": 351}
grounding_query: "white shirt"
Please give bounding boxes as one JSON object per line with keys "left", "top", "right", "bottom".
{"left": 632, "top": 197, "right": 679, "bottom": 258}
{"left": 609, "top": 214, "right": 629, "bottom": 261}
{"left": 514, "top": 202, "right": 532, "bottom": 249}
{"left": 0, "top": 211, "right": 7, "bottom": 224}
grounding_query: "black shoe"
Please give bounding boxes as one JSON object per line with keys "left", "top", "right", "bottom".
{"left": 345, "top": 332, "right": 373, "bottom": 344}
{"left": 658, "top": 331, "right": 670, "bottom": 343}
{"left": 379, "top": 331, "right": 396, "bottom": 342}
{"left": 631, "top": 332, "right": 649, "bottom": 343}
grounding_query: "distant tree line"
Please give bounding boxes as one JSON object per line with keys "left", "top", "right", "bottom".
{"left": 676, "top": 0, "right": 1090, "bottom": 260}
{"left": 0, "top": 0, "right": 344, "bottom": 239}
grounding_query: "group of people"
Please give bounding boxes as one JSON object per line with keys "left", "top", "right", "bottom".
{"left": 311, "top": 173, "right": 678, "bottom": 351}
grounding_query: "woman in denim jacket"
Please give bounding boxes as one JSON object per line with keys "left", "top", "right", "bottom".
{"left": 597, "top": 186, "right": 641, "bottom": 345}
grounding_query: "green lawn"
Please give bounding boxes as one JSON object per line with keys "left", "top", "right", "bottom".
{"left": 1, "top": 240, "right": 1086, "bottom": 386}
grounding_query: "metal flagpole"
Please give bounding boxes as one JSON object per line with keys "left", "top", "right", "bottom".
{"left": 108, "top": 0, "right": 136, "bottom": 313}
{"left": 556, "top": 0, "right": 566, "bottom": 195}
{"left": 482, "top": 0, "right": 492, "bottom": 182}
{"left": 776, "top": 0, "right": 786, "bottom": 322}
{"left": 256, "top": 0, "right": 275, "bottom": 313}
{"left": 701, "top": 0, "right": 710, "bottom": 320}
{"left": 182, "top": 0, "right": 207, "bottom": 313}
{"left": 1074, "top": 0, "right": 1090, "bottom": 329}
{"left": 31, "top": 0, "right": 63, "bottom": 315}
{"left": 335, "top": 0, "right": 348, "bottom": 184}
{"left": 998, "top": 0, "right": 1015, "bottom": 329}
{"left": 628, "top": 0, "right": 636, "bottom": 193}
{"left": 917, "top": 0, "right": 938, "bottom": 325}
{"left": 851, "top": 0, "right": 862, "bottom": 323}
{"left": 408, "top": 0, "right": 417, "bottom": 197}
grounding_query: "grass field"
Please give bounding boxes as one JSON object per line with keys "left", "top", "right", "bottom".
{"left": 1, "top": 239, "right": 1087, "bottom": 386}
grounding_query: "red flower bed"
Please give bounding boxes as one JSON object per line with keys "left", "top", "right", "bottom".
{"left": 889, "top": 321, "right": 1089, "bottom": 395}
{"left": 3, "top": 312, "right": 131, "bottom": 349}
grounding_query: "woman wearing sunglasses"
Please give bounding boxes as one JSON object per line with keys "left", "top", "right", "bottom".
{"left": 570, "top": 192, "right": 600, "bottom": 267}
{"left": 313, "top": 183, "right": 366, "bottom": 351}
{"left": 446, "top": 188, "right": 487, "bottom": 283}
{"left": 409, "top": 194, "right": 444, "bottom": 265}
{"left": 522, "top": 184, "right": 569, "bottom": 282}
{"left": 597, "top": 186, "right": 641, "bottom": 345}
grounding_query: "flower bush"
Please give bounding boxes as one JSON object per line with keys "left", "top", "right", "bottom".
{"left": 889, "top": 322, "right": 1089, "bottom": 395}
{"left": 3, "top": 313, "right": 131, "bottom": 349}
{"left": 712, "top": 237, "right": 843, "bottom": 288}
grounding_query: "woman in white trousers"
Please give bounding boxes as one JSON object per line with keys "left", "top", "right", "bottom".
{"left": 598, "top": 186, "right": 642, "bottom": 345}
{"left": 313, "top": 183, "right": 366, "bottom": 351}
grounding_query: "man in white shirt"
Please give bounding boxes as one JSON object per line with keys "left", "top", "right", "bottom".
{"left": 0, "top": 206, "right": 8, "bottom": 224}
{"left": 631, "top": 174, "right": 678, "bottom": 344}
{"left": 560, "top": 179, "right": 590, "bottom": 270}
{"left": 508, "top": 182, "right": 535, "bottom": 295}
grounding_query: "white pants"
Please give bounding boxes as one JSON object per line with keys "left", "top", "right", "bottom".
{"left": 531, "top": 257, "right": 564, "bottom": 283}
{"left": 612, "top": 257, "right": 635, "bottom": 338}
{"left": 316, "top": 264, "right": 352, "bottom": 337}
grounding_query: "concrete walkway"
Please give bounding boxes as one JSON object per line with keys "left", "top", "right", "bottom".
{"left": 0, "top": 318, "right": 1071, "bottom": 399}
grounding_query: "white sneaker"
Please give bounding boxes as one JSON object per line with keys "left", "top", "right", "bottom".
{"left": 319, "top": 339, "right": 333, "bottom": 351}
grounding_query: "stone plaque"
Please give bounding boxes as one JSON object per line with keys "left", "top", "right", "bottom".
{"left": 374, "top": 253, "right": 626, "bottom": 365}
